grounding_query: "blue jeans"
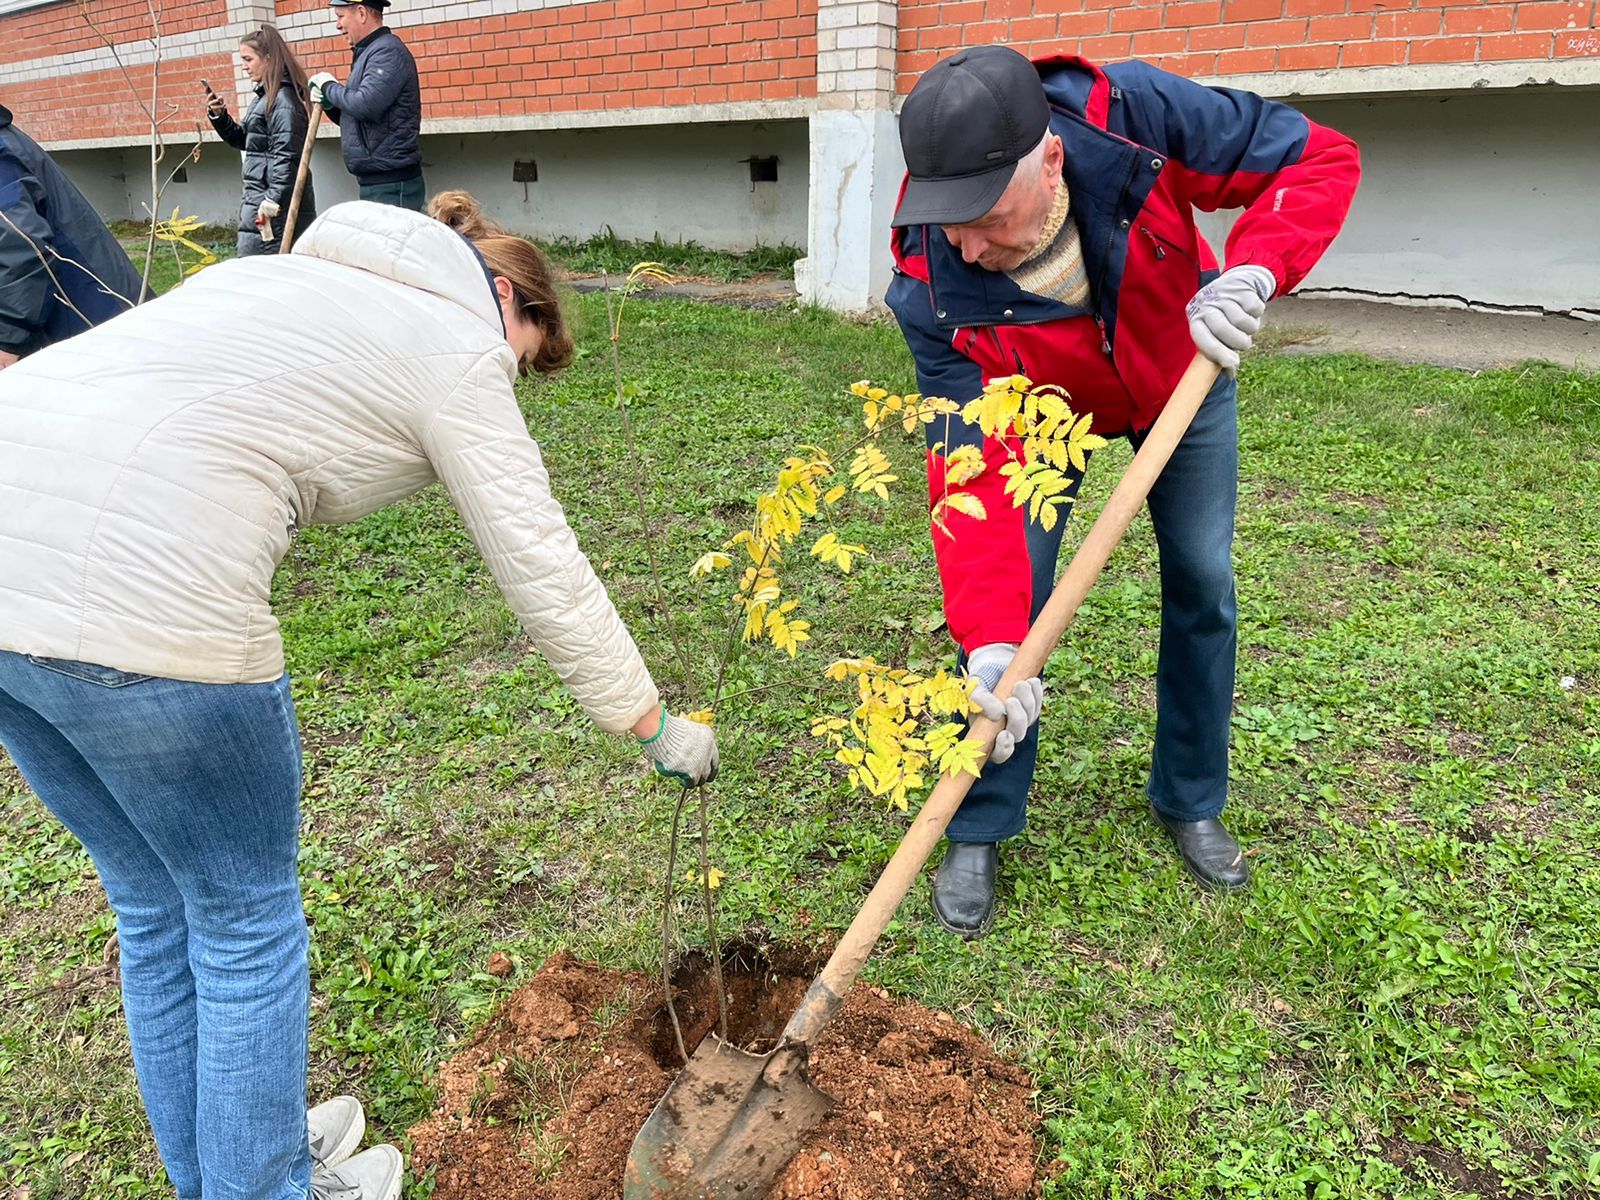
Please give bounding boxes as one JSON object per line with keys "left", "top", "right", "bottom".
{"left": 0, "top": 652, "right": 311, "bottom": 1200}
{"left": 358, "top": 173, "right": 425, "bottom": 212}
{"left": 947, "top": 372, "right": 1239, "bottom": 842}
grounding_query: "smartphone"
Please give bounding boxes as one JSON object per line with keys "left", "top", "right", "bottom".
{"left": 200, "top": 78, "right": 219, "bottom": 101}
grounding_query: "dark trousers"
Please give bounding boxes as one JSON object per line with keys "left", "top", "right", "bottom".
{"left": 946, "top": 371, "right": 1239, "bottom": 843}
{"left": 358, "top": 173, "right": 425, "bottom": 212}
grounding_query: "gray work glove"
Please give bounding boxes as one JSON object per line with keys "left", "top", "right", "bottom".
{"left": 638, "top": 710, "right": 719, "bottom": 786}
{"left": 966, "top": 643, "right": 1044, "bottom": 765}
{"left": 1186, "top": 264, "right": 1277, "bottom": 376}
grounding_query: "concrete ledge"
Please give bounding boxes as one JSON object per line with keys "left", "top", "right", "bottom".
{"left": 422, "top": 100, "right": 813, "bottom": 135}
{"left": 886, "top": 57, "right": 1600, "bottom": 112}
{"left": 39, "top": 100, "right": 815, "bottom": 151}
{"left": 1193, "top": 58, "right": 1600, "bottom": 101}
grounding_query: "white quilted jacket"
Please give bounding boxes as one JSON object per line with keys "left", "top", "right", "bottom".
{"left": 0, "top": 202, "right": 658, "bottom": 734}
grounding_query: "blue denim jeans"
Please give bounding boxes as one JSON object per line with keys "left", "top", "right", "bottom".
{"left": 0, "top": 651, "right": 311, "bottom": 1200}
{"left": 947, "top": 371, "right": 1239, "bottom": 842}
{"left": 358, "top": 173, "right": 425, "bottom": 212}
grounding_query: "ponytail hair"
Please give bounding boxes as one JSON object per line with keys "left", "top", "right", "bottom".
{"left": 428, "top": 189, "right": 575, "bottom": 375}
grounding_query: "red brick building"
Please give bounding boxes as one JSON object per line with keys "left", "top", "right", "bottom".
{"left": 2, "top": 0, "right": 1596, "bottom": 313}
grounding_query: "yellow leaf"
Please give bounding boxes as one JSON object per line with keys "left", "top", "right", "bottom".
{"left": 811, "top": 716, "right": 848, "bottom": 739}
{"left": 944, "top": 492, "right": 987, "bottom": 521}
{"left": 937, "top": 738, "right": 987, "bottom": 779}
{"left": 684, "top": 709, "right": 716, "bottom": 726}
{"left": 944, "top": 445, "right": 986, "bottom": 486}
{"left": 689, "top": 551, "right": 733, "bottom": 578}
{"left": 628, "top": 261, "right": 674, "bottom": 286}
{"left": 824, "top": 485, "right": 847, "bottom": 505}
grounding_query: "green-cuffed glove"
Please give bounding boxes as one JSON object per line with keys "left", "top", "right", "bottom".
{"left": 637, "top": 710, "right": 719, "bottom": 786}
{"left": 308, "top": 72, "right": 337, "bottom": 112}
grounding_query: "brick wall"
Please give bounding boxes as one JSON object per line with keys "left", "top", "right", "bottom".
{"left": 897, "top": 0, "right": 1599, "bottom": 88}
{"left": 4, "top": 53, "right": 236, "bottom": 144}
{"left": 399, "top": 0, "right": 818, "bottom": 119}
{"left": 0, "top": 0, "right": 224, "bottom": 67}
{"left": 2, "top": 0, "right": 1591, "bottom": 144}
{"left": 0, "top": 0, "right": 817, "bottom": 140}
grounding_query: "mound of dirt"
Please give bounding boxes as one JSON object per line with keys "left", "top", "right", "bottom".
{"left": 409, "top": 945, "right": 1040, "bottom": 1199}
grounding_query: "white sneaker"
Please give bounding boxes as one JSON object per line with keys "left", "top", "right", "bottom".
{"left": 307, "top": 1095, "right": 365, "bottom": 1170}
{"left": 311, "top": 1144, "right": 403, "bottom": 1200}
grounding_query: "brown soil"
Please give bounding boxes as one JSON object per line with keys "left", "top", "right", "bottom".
{"left": 410, "top": 944, "right": 1041, "bottom": 1200}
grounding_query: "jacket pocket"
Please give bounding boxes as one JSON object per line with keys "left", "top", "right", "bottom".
{"left": 27, "top": 655, "right": 153, "bottom": 688}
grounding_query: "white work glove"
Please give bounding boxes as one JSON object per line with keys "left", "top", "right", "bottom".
{"left": 255, "top": 198, "right": 281, "bottom": 243}
{"left": 308, "top": 72, "right": 337, "bottom": 109}
{"left": 966, "top": 643, "right": 1044, "bottom": 766}
{"left": 1186, "top": 264, "right": 1277, "bottom": 376}
{"left": 637, "top": 709, "right": 719, "bottom": 786}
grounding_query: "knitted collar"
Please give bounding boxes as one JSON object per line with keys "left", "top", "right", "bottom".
{"left": 1016, "top": 180, "right": 1072, "bottom": 273}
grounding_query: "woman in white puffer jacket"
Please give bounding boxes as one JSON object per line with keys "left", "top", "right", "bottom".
{"left": 0, "top": 192, "right": 715, "bottom": 1200}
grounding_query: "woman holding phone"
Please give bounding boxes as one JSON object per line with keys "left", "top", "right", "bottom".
{"left": 206, "top": 24, "right": 314, "bottom": 255}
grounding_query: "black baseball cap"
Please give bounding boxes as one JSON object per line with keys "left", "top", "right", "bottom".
{"left": 892, "top": 45, "right": 1050, "bottom": 228}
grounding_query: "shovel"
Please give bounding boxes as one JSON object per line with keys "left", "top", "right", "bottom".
{"left": 623, "top": 354, "right": 1222, "bottom": 1200}
{"left": 280, "top": 103, "right": 323, "bottom": 254}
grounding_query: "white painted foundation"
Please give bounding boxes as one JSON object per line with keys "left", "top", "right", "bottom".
{"left": 1197, "top": 87, "right": 1600, "bottom": 318}
{"left": 415, "top": 121, "right": 809, "bottom": 250}
{"left": 50, "top": 119, "right": 810, "bottom": 252}
{"left": 42, "top": 83, "right": 1600, "bottom": 317}
{"left": 800, "top": 107, "right": 904, "bottom": 312}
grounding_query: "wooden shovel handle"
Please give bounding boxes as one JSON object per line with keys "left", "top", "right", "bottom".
{"left": 280, "top": 104, "right": 323, "bottom": 254}
{"left": 780, "top": 353, "right": 1222, "bottom": 1047}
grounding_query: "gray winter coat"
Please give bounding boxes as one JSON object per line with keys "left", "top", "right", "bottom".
{"left": 209, "top": 76, "right": 315, "bottom": 255}
{"left": 0, "top": 104, "right": 144, "bottom": 356}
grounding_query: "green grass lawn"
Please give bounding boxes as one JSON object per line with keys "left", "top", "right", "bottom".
{"left": 2, "top": 276, "right": 1598, "bottom": 1199}
{"left": 115, "top": 222, "right": 797, "bottom": 295}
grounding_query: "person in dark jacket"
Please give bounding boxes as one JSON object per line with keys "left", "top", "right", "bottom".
{"left": 0, "top": 103, "right": 144, "bottom": 369}
{"left": 308, "top": 0, "right": 424, "bottom": 211}
{"left": 887, "top": 47, "right": 1360, "bottom": 937}
{"left": 207, "top": 25, "right": 316, "bottom": 256}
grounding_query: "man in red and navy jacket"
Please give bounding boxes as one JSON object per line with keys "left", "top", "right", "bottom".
{"left": 886, "top": 46, "right": 1359, "bottom": 936}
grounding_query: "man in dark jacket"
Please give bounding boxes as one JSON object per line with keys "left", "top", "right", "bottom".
{"left": 0, "top": 104, "right": 144, "bottom": 368}
{"left": 308, "top": 0, "right": 423, "bottom": 210}
{"left": 886, "top": 47, "right": 1360, "bottom": 937}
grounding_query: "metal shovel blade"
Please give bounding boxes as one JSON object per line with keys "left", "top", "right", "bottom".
{"left": 622, "top": 1034, "right": 834, "bottom": 1199}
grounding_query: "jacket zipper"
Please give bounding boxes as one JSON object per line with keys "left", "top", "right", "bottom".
{"left": 1139, "top": 225, "right": 1201, "bottom": 273}
{"left": 985, "top": 327, "right": 1032, "bottom": 376}
{"left": 1092, "top": 154, "right": 1138, "bottom": 360}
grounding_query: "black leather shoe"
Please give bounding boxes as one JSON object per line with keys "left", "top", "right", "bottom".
{"left": 931, "top": 841, "right": 998, "bottom": 938}
{"left": 1149, "top": 804, "right": 1251, "bottom": 892}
